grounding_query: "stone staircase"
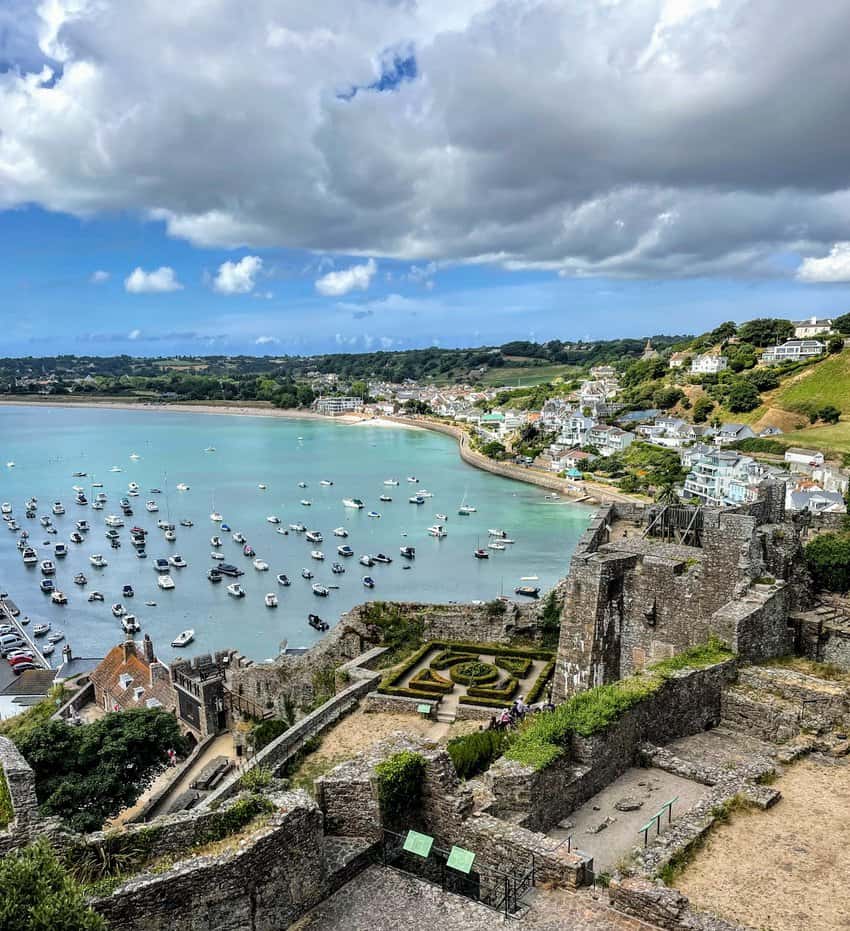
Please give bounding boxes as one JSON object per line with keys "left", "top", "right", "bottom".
{"left": 435, "top": 709, "right": 457, "bottom": 725}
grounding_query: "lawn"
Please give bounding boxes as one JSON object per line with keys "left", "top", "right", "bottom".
{"left": 779, "top": 419, "right": 850, "bottom": 455}
{"left": 771, "top": 350, "right": 850, "bottom": 414}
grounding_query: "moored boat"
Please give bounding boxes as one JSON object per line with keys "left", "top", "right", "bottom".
{"left": 172, "top": 629, "right": 195, "bottom": 648}
{"left": 264, "top": 593, "right": 278, "bottom": 608}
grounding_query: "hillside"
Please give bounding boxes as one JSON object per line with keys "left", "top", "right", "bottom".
{"left": 770, "top": 351, "right": 850, "bottom": 414}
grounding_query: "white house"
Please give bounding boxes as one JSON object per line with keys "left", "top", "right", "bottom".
{"left": 762, "top": 340, "right": 825, "bottom": 365}
{"left": 690, "top": 355, "right": 728, "bottom": 375}
{"left": 793, "top": 316, "right": 833, "bottom": 339}
{"left": 715, "top": 423, "right": 756, "bottom": 446}
{"left": 315, "top": 396, "right": 363, "bottom": 415}
{"left": 683, "top": 450, "right": 775, "bottom": 506}
{"left": 784, "top": 448, "right": 825, "bottom": 471}
{"left": 786, "top": 486, "right": 846, "bottom": 514}
{"left": 588, "top": 424, "right": 636, "bottom": 456}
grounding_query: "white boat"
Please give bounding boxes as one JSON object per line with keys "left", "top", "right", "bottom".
{"left": 164, "top": 529, "right": 176, "bottom": 542}
{"left": 171, "top": 629, "right": 195, "bottom": 647}
{"left": 95, "top": 492, "right": 108, "bottom": 502}
{"left": 418, "top": 490, "right": 433, "bottom": 498}
{"left": 267, "top": 515, "right": 280, "bottom": 524}
{"left": 157, "top": 575, "right": 176, "bottom": 590}
{"left": 342, "top": 498, "right": 364, "bottom": 509}
{"left": 227, "top": 583, "right": 245, "bottom": 598}
{"left": 210, "top": 511, "right": 223, "bottom": 522}
{"left": 297, "top": 481, "right": 308, "bottom": 488}
{"left": 276, "top": 527, "right": 288, "bottom": 535}
{"left": 91, "top": 500, "right": 104, "bottom": 510}
{"left": 211, "top": 536, "right": 223, "bottom": 547}
{"left": 33, "top": 622, "right": 50, "bottom": 637}
{"left": 379, "top": 495, "right": 392, "bottom": 502}
{"left": 338, "top": 545, "right": 354, "bottom": 557}
{"left": 409, "top": 495, "right": 425, "bottom": 505}
{"left": 5, "top": 462, "right": 14, "bottom": 468}
{"left": 42, "top": 642, "right": 54, "bottom": 656}
{"left": 407, "top": 476, "right": 419, "bottom": 483}
{"left": 22, "top": 546, "right": 38, "bottom": 565}
{"left": 333, "top": 527, "right": 348, "bottom": 538}
{"left": 0, "top": 502, "right": 11, "bottom": 515}
{"left": 253, "top": 558, "right": 269, "bottom": 571}
{"left": 89, "top": 554, "right": 107, "bottom": 567}
{"left": 264, "top": 593, "right": 278, "bottom": 608}
{"left": 427, "top": 525, "right": 447, "bottom": 538}
{"left": 368, "top": 511, "right": 381, "bottom": 519}
{"left": 290, "top": 523, "right": 306, "bottom": 532}
{"left": 458, "top": 504, "right": 476, "bottom": 515}
{"left": 310, "top": 550, "right": 325, "bottom": 561}
{"left": 122, "top": 615, "right": 141, "bottom": 633}
{"left": 383, "top": 479, "right": 399, "bottom": 486}
{"left": 488, "top": 528, "right": 507, "bottom": 537}
{"left": 88, "top": 591, "right": 104, "bottom": 602}
{"left": 46, "top": 630, "right": 65, "bottom": 643}
{"left": 146, "top": 500, "right": 159, "bottom": 512}
{"left": 176, "top": 483, "right": 190, "bottom": 491}
{"left": 488, "top": 542, "right": 506, "bottom": 551}
{"left": 204, "top": 446, "right": 216, "bottom": 452}
{"left": 112, "top": 603, "right": 126, "bottom": 617}
{"left": 359, "top": 554, "right": 374, "bottom": 567}
{"left": 40, "top": 560, "right": 56, "bottom": 575}
{"left": 51, "top": 590, "right": 68, "bottom": 605}
{"left": 233, "top": 531, "right": 246, "bottom": 544}
{"left": 320, "top": 480, "right": 333, "bottom": 486}
{"left": 105, "top": 514, "right": 124, "bottom": 527}
{"left": 109, "top": 466, "right": 122, "bottom": 472}
{"left": 168, "top": 554, "right": 187, "bottom": 568}
{"left": 211, "top": 551, "right": 225, "bottom": 560}
{"left": 435, "top": 513, "right": 448, "bottom": 521}
{"left": 311, "top": 583, "right": 329, "bottom": 597}
{"left": 128, "top": 482, "right": 140, "bottom": 492}
{"left": 130, "top": 452, "right": 140, "bottom": 460}
{"left": 305, "top": 530, "right": 323, "bottom": 543}
{"left": 300, "top": 499, "right": 312, "bottom": 507}
{"left": 52, "top": 501, "right": 65, "bottom": 515}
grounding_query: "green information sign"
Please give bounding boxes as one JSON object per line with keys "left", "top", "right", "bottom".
{"left": 446, "top": 845, "right": 475, "bottom": 874}
{"left": 403, "top": 830, "right": 434, "bottom": 858}
{"left": 416, "top": 703, "right": 432, "bottom": 714}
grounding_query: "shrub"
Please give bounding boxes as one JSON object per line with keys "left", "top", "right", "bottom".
{"left": 375, "top": 751, "right": 424, "bottom": 823}
{"left": 539, "top": 590, "right": 561, "bottom": 649}
{"left": 430, "top": 650, "right": 478, "bottom": 670}
{"left": 485, "top": 599, "right": 507, "bottom": 617}
{"left": 251, "top": 718, "right": 290, "bottom": 752}
{"left": 195, "top": 793, "right": 274, "bottom": 846}
{"left": 467, "top": 677, "right": 518, "bottom": 701}
{"left": 494, "top": 655, "right": 532, "bottom": 677}
{"left": 525, "top": 660, "right": 556, "bottom": 705}
{"left": 448, "top": 661, "right": 500, "bottom": 686}
{"left": 365, "top": 602, "right": 425, "bottom": 666}
{"left": 447, "top": 730, "right": 508, "bottom": 779}
{"left": 692, "top": 397, "right": 715, "bottom": 423}
{"left": 408, "top": 668, "right": 454, "bottom": 694}
{"left": 239, "top": 766, "right": 273, "bottom": 791}
{"left": 458, "top": 694, "right": 514, "bottom": 709}
{"left": 805, "top": 532, "right": 850, "bottom": 592}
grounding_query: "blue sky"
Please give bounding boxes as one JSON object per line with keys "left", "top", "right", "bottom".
{"left": 2, "top": 2, "right": 850, "bottom": 357}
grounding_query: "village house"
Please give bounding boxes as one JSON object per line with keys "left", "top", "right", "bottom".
{"left": 551, "top": 448, "right": 592, "bottom": 472}
{"left": 588, "top": 424, "right": 635, "bottom": 456}
{"left": 786, "top": 483, "right": 846, "bottom": 514}
{"left": 784, "top": 447, "right": 826, "bottom": 471}
{"left": 683, "top": 449, "right": 757, "bottom": 506}
{"left": 793, "top": 316, "right": 834, "bottom": 339}
{"left": 761, "top": 339, "right": 825, "bottom": 364}
{"left": 715, "top": 423, "right": 756, "bottom": 446}
{"left": 668, "top": 351, "right": 690, "bottom": 369}
{"left": 89, "top": 634, "right": 177, "bottom": 715}
{"left": 690, "top": 354, "right": 728, "bottom": 375}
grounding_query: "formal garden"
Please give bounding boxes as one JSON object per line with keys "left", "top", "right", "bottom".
{"left": 377, "top": 640, "right": 556, "bottom": 710}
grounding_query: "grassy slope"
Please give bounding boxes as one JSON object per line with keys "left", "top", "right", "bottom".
{"left": 472, "top": 364, "right": 581, "bottom": 387}
{"left": 771, "top": 350, "right": 850, "bottom": 413}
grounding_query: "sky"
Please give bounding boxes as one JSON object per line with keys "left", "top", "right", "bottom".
{"left": 2, "top": 0, "right": 850, "bottom": 357}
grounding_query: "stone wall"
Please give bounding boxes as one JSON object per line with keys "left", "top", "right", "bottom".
{"left": 487, "top": 661, "right": 737, "bottom": 833}
{"left": 92, "top": 791, "right": 329, "bottom": 931}
{"left": 0, "top": 736, "right": 41, "bottom": 851}
{"left": 363, "top": 693, "right": 437, "bottom": 717}
{"left": 711, "top": 583, "right": 793, "bottom": 662}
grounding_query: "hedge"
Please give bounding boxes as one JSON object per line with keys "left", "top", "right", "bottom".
{"left": 379, "top": 641, "right": 435, "bottom": 689}
{"left": 409, "top": 667, "right": 454, "bottom": 693}
{"left": 375, "top": 751, "right": 424, "bottom": 823}
{"left": 525, "top": 660, "right": 555, "bottom": 704}
{"left": 448, "top": 661, "right": 500, "bottom": 686}
{"left": 430, "top": 650, "right": 478, "bottom": 670}
{"left": 494, "top": 655, "right": 532, "bottom": 678}
{"left": 448, "top": 729, "right": 508, "bottom": 779}
{"left": 467, "top": 676, "right": 519, "bottom": 700}
{"left": 458, "top": 694, "right": 513, "bottom": 709}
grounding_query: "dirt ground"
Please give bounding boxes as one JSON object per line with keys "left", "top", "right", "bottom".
{"left": 288, "top": 709, "right": 480, "bottom": 792}
{"left": 676, "top": 757, "right": 850, "bottom": 931}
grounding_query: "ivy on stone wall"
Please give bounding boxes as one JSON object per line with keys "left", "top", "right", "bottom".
{"left": 374, "top": 750, "right": 424, "bottom": 824}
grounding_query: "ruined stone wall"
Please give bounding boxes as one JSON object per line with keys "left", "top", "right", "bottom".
{"left": 711, "top": 583, "right": 793, "bottom": 662}
{"left": 92, "top": 792, "right": 327, "bottom": 931}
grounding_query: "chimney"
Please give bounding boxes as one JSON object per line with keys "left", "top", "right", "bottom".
{"left": 122, "top": 634, "right": 136, "bottom": 662}
{"left": 142, "top": 633, "right": 155, "bottom": 664}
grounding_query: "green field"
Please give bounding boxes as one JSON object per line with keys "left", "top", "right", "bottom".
{"left": 474, "top": 364, "right": 581, "bottom": 387}
{"left": 771, "top": 350, "right": 850, "bottom": 414}
{"left": 779, "top": 420, "right": 850, "bottom": 456}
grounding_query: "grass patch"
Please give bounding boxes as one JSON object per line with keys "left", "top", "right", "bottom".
{"left": 0, "top": 685, "right": 68, "bottom": 742}
{"left": 364, "top": 603, "right": 425, "bottom": 668}
{"left": 648, "top": 638, "right": 734, "bottom": 679}
{"left": 772, "top": 350, "right": 850, "bottom": 415}
{"left": 764, "top": 655, "right": 850, "bottom": 683}
{"left": 780, "top": 420, "right": 850, "bottom": 455}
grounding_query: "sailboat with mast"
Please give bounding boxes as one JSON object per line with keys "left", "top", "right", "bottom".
{"left": 458, "top": 488, "right": 476, "bottom": 516}
{"left": 210, "top": 490, "right": 223, "bottom": 522}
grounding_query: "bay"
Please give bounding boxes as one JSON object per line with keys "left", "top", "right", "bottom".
{"left": 0, "top": 405, "right": 593, "bottom": 662}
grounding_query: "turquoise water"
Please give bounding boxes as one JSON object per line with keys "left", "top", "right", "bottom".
{"left": 0, "top": 405, "right": 593, "bottom": 662}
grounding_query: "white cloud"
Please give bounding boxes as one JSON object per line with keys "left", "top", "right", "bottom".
{"left": 128, "top": 328, "right": 141, "bottom": 340}
{"left": 90, "top": 270, "right": 110, "bottom": 284}
{"left": 316, "top": 258, "right": 377, "bottom": 297}
{"left": 124, "top": 266, "right": 183, "bottom": 294}
{"left": 797, "top": 243, "right": 850, "bottom": 283}
{"left": 213, "top": 255, "right": 263, "bottom": 294}
{"left": 255, "top": 335, "right": 279, "bottom": 345}
{"left": 407, "top": 262, "right": 437, "bottom": 289}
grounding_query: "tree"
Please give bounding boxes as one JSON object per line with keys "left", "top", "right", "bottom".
{"left": 746, "top": 367, "right": 780, "bottom": 392}
{"left": 726, "top": 381, "right": 761, "bottom": 413}
{"left": 818, "top": 405, "right": 841, "bottom": 424}
{"left": 828, "top": 335, "right": 845, "bottom": 354}
{"left": 652, "top": 386, "right": 684, "bottom": 410}
{"left": 805, "top": 533, "right": 850, "bottom": 592}
{"left": 0, "top": 839, "right": 106, "bottom": 931}
{"left": 16, "top": 709, "right": 186, "bottom": 833}
{"left": 692, "top": 397, "right": 715, "bottom": 423}
{"left": 737, "top": 318, "right": 794, "bottom": 347}
{"left": 480, "top": 440, "right": 508, "bottom": 460}
{"left": 834, "top": 313, "right": 850, "bottom": 335}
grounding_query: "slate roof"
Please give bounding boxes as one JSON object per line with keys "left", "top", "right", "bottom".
{"left": 89, "top": 640, "right": 176, "bottom": 713}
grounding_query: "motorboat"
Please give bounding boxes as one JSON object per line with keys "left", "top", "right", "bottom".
{"left": 74, "top": 572, "right": 87, "bottom": 586}
{"left": 137, "top": 549, "right": 147, "bottom": 558}
{"left": 105, "top": 514, "right": 124, "bottom": 528}
{"left": 70, "top": 532, "right": 84, "bottom": 544}
{"left": 373, "top": 553, "right": 392, "bottom": 564}
{"left": 122, "top": 584, "right": 134, "bottom": 598}
{"left": 46, "top": 526, "right": 58, "bottom": 535}
{"left": 128, "top": 482, "right": 140, "bottom": 493}
{"left": 400, "top": 545, "right": 416, "bottom": 559}
{"left": 383, "top": 479, "right": 399, "bottom": 486}
{"left": 122, "top": 615, "right": 141, "bottom": 634}
{"left": 308, "top": 614, "right": 329, "bottom": 631}
{"left": 221, "top": 524, "right": 231, "bottom": 532}
{"left": 300, "top": 499, "right": 312, "bottom": 507}
{"left": 359, "top": 555, "right": 374, "bottom": 567}
{"left": 211, "top": 536, "right": 223, "bottom": 547}
{"left": 474, "top": 548, "right": 489, "bottom": 559}
{"left": 22, "top": 546, "right": 38, "bottom": 565}
{"left": 488, "top": 528, "right": 508, "bottom": 538}
{"left": 409, "top": 495, "right": 425, "bottom": 505}
{"left": 105, "top": 529, "right": 120, "bottom": 541}
{"left": 171, "top": 629, "right": 195, "bottom": 648}
{"left": 40, "top": 560, "right": 56, "bottom": 575}
{"left": 208, "top": 568, "right": 223, "bottom": 582}
{"left": 277, "top": 573, "right": 291, "bottom": 586}
{"left": 168, "top": 554, "right": 187, "bottom": 568}
{"left": 367, "top": 511, "right": 381, "bottom": 519}
{"left": 110, "top": 538, "right": 121, "bottom": 549}
{"left": 362, "top": 576, "right": 375, "bottom": 588}
{"left": 514, "top": 586, "right": 541, "bottom": 598}
{"left": 267, "top": 515, "right": 280, "bottom": 524}
{"left": 153, "top": 557, "right": 170, "bottom": 572}
{"left": 227, "top": 583, "right": 246, "bottom": 598}
{"left": 276, "top": 527, "right": 288, "bottom": 535}
{"left": 407, "top": 476, "right": 419, "bottom": 483}
{"left": 342, "top": 498, "right": 364, "bottom": 509}
{"left": 92, "top": 500, "right": 105, "bottom": 510}
{"left": 33, "top": 623, "right": 50, "bottom": 637}
{"left": 290, "top": 523, "right": 306, "bottom": 533}
{"left": 40, "top": 578, "right": 55, "bottom": 593}
{"left": 217, "top": 564, "right": 244, "bottom": 577}
{"left": 76, "top": 494, "right": 88, "bottom": 506}
{"left": 95, "top": 492, "right": 108, "bottom": 502}
{"left": 145, "top": 501, "right": 159, "bottom": 512}
{"left": 40, "top": 516, "right": 52, "bottom": 527}
{"left": 157, "top": 520, "right": 173, "bottom": 530}
{"left": 73, "top": 471, "right": 87, "bottom": 478}
{"left": 164, "top": 529, "right": 176, "bottom": 542}
{"left": 76, "top": 520, "right": 90, "bottom": 532}
{"left": 489, "top": 542, "right": 506, "bottom": 551}
{"left": 233, "top": 531, "right": 246, "bottom": 544}
{"left": 311, "top": 583, "right": 329, "bottom": 597}
{"left": 320, "top": 479, "right": 333, "bottom": 486}
{"left": 210, "top": 511, "right": 224, "bottom": 522}
{"left": 92, "top": 482, "right": 103, "bottom": 488}
{"left": 41, "top": 643, "right": 54, "bottom": 656}
{"left": 157, "top": 575, "right": 176, "bottom": 590}
{"left": 333, "top": 527, "right": 348, "bottom": 538}
{"left": 176, "top": 483, "right": 190, "bottom": 492}
{"left": 297, "top": 481, "right": 308, "bottom": 488}
{"left": 179, "top": 519, "right": 193, "bottom": 527}
{"left": 46, "top": 630, "right": 65, "bottom": 643}
{"left": 150, "top": 488, "right": 162, "bottom": 494}
{"left": 109, "top": 466, "right": 122, "bottom": 473}
{"left": 211, "top": 551, "right": 225, "bottom": 560}
{"left": 428, "top": 525, "right": 447, "bottom": 538}
{"left": 310, "top": 550, "right": 325, "bottom": 561}
{"left": 306, "top": 530, "right": 323, "bottom": 543}
{"left": 89, "top": 553, "right": 107, "bottom": 567}
{"left": 130, "top": 452, "right": 140, "bottom": 460}
{"left": 435, "top": 513, "right": 448, "bottom": 521}
{"left": 253, "top": 558, "right": 269, "bottom": 571}
{"left": 205, "top": 446, "right": 216, "bottom": 452}
{"left": 112, "top": 603, "right": 126, "bottom": 617}
{"left": 52, "top": 501, "right": 65, "bottom": 515}
{"left": 331, "top": 563, "right": 345, "bottom": 574}
{"left": 88, "top": 591, "right": 104, "bottom": 602}
{"left": 243, "top": 544, "right": 255, "bottom": 558}
{"left": 301, "top": 568, "right": 314, "bottom": 580}
{"left": 418, "top": 490, "right": 434, "bottom": 498}
{"left": 264, "top": 593, "right": 278, "bottom": 608}
{"left": 379, "top": 495, "right": 392, "bottom": 503}
{"left": 458, "top": 504, "right": 476, "bottom": 515}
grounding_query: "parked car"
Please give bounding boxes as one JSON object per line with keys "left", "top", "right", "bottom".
{"left": 11, "top": 662, "right": 37, "bottom": 674}
{"left": 0, "top": 641, "right": 26, "bottom": 657}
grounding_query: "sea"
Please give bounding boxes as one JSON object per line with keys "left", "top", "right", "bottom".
{"left": 0, "top": 405, "right": 594, "bottom": 663}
